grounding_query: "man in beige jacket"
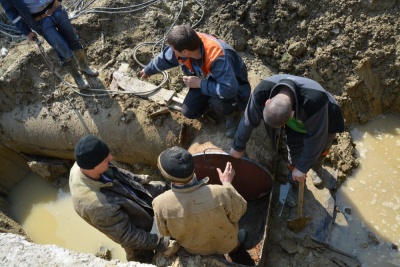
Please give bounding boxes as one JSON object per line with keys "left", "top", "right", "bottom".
{"left": 153, "top": 146, "right": 247, "bottom": 256}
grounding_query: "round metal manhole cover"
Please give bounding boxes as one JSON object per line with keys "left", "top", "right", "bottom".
{"left": 193, "top": 152, "right": 273, "bottom": 201}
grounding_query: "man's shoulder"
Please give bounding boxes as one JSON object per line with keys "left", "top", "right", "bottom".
{"left": 154, "top": 189, "right": 174, "bottom": 201}
{"left": 254, "top": 79, "right": 276, "bottom": 94}
{"left": 207, "top": 183, "right": 237, "bottom": 195}
{"left": 153, "top": 190, "right": 176, "bottom": 210}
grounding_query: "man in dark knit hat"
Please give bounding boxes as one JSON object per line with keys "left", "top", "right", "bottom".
{"left": 69, "top": 135, "right": 179, "bottom": 263}
{"left": 153, "top": 146, "right": 247, "bottom": 256}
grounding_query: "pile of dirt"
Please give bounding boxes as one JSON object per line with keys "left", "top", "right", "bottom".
{"left": 0, "top": 0, "right": 399, "bottom": 266}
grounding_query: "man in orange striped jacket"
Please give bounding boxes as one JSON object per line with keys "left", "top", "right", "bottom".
{"left": 140, "top": 24, "right": 250, "bottom": 138}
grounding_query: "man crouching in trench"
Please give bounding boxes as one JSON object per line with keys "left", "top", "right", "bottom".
{"left": 69, "top": 134, "right": 180, "bottom": 263}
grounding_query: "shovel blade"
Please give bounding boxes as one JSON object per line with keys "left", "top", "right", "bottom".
{"left": 287, "top": 216, "right": 311, "bottom": 233}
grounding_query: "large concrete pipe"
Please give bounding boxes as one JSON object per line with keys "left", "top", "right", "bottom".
{"left": 0, "top": 96, "right": 274, "bottom": 169}
{"left": 0, "top": 97, "right": 185, "bottom": 166}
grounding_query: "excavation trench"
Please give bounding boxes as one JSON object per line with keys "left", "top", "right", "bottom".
{"left": 1, "top": 134, "right": 275, "bottom": 266}
{"left": 0, "top": 73, "right": 360, "bottom": 266}
{"left": 1, "top": 0, "right": 399, "bottom": 265}
{"left": 0, "top": 55, "right": 278, "bottom": 264}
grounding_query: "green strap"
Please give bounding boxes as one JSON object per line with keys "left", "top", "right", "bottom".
{"left": 286, "top": 117, "right": 307, "bottom": 133}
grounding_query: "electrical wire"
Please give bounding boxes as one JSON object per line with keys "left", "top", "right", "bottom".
{"left": 68, "top": 0, "right": 161, "bottom": 19}
{"left": 1, "top": 0, "right": 206, "bottom": 98}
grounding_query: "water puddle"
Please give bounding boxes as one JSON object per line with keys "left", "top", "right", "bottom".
{"left": 8, "top": 173, "right": 127, "bottom": 262}
{"left": 5, "top": 113, "right": 400, "bottom": 265}
{"left": 329, "top": 113, "right": 400, "bottom": 266}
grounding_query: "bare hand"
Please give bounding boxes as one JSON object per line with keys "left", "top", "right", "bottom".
{"left": 230, "top": 148, "right": 244, "bottom": 159}
{"left": 27, "top": 32, "right": 37, "bottom": 42}
{"left": 139, "top": 69, "right": 150, "bottom": 79}
{"left": 182, "top": 75, "right": 201, "bottom": 88}
{"left": 292, "top": 168, "right": 306, "bottom": 182}
{"left": 217, "top": 162, "right": 235, "bottom": 184}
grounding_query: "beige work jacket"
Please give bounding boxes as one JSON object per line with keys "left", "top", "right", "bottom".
{"left": 153, "top": 177, "right": 247, "bottom": 255}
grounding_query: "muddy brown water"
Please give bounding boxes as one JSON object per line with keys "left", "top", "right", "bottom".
{"left": 8, "top": 173, "right": 128, "bottom": 262}
{"left": 329, "top": 113, "right": 400, "bottom": 266}
{"left": 6, "top": 114, "right": 400, "bottom": 265}
{"left": 8, "top": 157, "right": 273, "bottom": 266}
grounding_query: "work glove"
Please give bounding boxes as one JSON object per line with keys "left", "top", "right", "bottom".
{"left": 135, "top": 174, "right": 152, "bottom": 184}
{"left": 156, "top": 236, "right": 180, "bottom": 257}
{"left": 163, "top": 240, "right": 180, "bottom": 257}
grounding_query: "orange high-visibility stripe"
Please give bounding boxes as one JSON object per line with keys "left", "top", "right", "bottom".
{"left": 178, "top": 33, "right": 225, "bottom": 77}
{"left": 320, "top": 149, "right": 330, "bottom": 157}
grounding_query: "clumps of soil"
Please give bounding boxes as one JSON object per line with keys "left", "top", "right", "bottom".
{"left": 0, "top": 212, "right": 31, "bottom": 240}
{"left": 328, "top": 132, "right": 358, "bottom": 185}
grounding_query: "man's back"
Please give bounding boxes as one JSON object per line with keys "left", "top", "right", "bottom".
{"left": 153, "top": 179, "right": 247, "bottom": 255}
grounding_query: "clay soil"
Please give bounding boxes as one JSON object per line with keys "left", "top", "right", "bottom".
{"left": 0, "top": 0, "right": 399, "bottom": 266}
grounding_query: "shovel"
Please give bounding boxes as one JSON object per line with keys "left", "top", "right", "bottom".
{"left": 287, "top": 180, "right": 310, "bottom": 233}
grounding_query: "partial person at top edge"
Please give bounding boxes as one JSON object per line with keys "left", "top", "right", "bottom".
{"left": 139, "top": 24, "right": 251, "bottom": 138}
{"left": 230, "top": 74, "right": 345, "bottom": 198}
{"left": 0, "top": 0, "right": 98, "bottom": 90}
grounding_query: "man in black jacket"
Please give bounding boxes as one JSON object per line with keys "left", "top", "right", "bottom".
{"left": 69, "top": 135, "right": 179, "bottom": 262}
{"left": 231, "top": 74, "right": 344, "bottom": 188}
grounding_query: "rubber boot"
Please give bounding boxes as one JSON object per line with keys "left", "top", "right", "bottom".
{"left": 73, "top": 49, "right": 99, "bottom": 77}
{"left": 65, "top": 61, "right": 89, "bottom": 90}
{"left": 225, "top": 111, "right": 242, "bottom": 138}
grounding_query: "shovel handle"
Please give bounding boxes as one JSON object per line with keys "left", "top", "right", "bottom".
{"left": 298, "top": 180, "right": 305, "bottom": 217}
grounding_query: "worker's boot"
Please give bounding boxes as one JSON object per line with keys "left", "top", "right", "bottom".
{"left": 225, "top": 111, "right": 243, "bottom": 138}
{"left": 73, "top": 49, "right": 99, "bottom": 77}
{"left": 311, "top": 169, "right": 323, "bottom": 186}
{"left": 65, "top": 61, "right": 89, "bottom": 90}
{"left": 230, "top": 229, "right": 248, "bottom": 253}
{"left": 238, "top": 229, "right": 248, "bottom": 244}
{"left": 311, "top": 157, "right": 324, "bottom": 186}
{"left": 286, "top": 186, "right": 298, "bottom": 208}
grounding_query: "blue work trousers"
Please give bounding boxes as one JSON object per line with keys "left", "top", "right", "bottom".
{"left": 36, "top": 6, "right": 82, "bottom": 65}
{"left": 181, "top": 88, "right": 239, "bottom": 119}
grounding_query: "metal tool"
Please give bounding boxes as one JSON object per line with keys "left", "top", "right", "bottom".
{"left": 287, "top": 180, "right": 311, "bottom": 232}
{"left": 279, "top": 182, "right": 292, "bottom": 217}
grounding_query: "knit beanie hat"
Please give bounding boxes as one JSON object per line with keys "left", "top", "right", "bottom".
{"left": 157, "top": 146, "right": 194, "bottom": 183}
{"left": 74, "top": 135, "right": 110, "bottom": 169}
